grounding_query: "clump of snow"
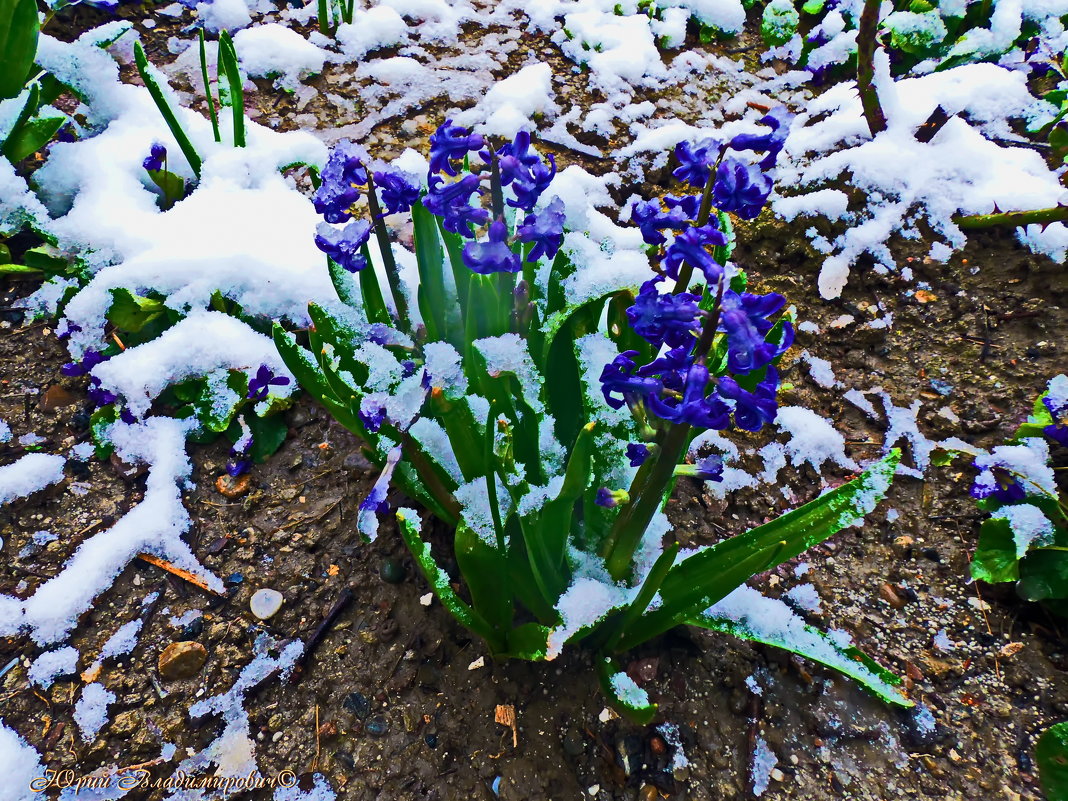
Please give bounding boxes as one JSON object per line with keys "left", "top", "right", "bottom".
{"left": 28, "top": 645, "right": 79, "bottom": 688}
{"left": 0, "top": 453, "right": 65, "bottom": 504}
{"left": 74, "top": 682, "right": 116, "bottom": 741}
{"left": 784, "top": 583, "right": 822, "bottom": 613}
{"left": 770, "top": 406, "right": 858, "bottom": 475}
{"left": 0, "top": 722, "right": 46, "bottom": 795}
{"left": 751, "top": 736, "right": 777, "bottom": 797}
{"left": 991, "top": 503, "right": 1055, "bottom": 557}
{"left": 455, "top": 63, "right": 558, "bottom": 137}
{"left": 775, "top": 63, "right": 1065, "bottom": 298}
{"left": 233, "top": 24, "right": 326, "bottom": 92}
{"left": 335, "top": 6, "right": 409, "bottom": 60}
{"left": 609, "top": 669, "right": 650, "bottom": 708}
{"left": 197, "top": 0, "right": 252, "bottom": 33}
{"left": 799, "top": 350, "right": 839, "bottom": 389}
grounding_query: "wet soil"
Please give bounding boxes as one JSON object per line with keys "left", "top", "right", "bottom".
{"left": 1, "top": 3, "right": 1067, "bottom": 801}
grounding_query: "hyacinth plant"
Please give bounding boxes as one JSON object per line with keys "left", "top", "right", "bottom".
{"left": 275, "top": 117, "right": 912, "bottom": 721}
{"left": 951, "top": 374, "right": 1068, "bottom": 610}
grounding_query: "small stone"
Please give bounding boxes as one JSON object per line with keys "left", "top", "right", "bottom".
{"left": 379, "top": 558, "right": 405, "bottom": 584}
{"left": 770, "top": 768, "right": 785, "bottom": 782}
{"left": 879, "top": 583, "right": 906, "bottom": 609}
{"left": 158, "top": 641, "right": 207, "bottom": 680}
{"left": 215, "top": 473, "right": 250, "bottom": 498}
{"left": 343, "top": 692, "right": 371, "bottom": 720}
{"left": 639, "top": 784, "right": 658, "bottom": 801}
{"left": 41, "top": 385, "right": 78, "bottom": 411}
{"left": 365, "top": 715, "right": 388, "bottom": 737}
{"left": 424, "top": 732, "right": 438, "bottom": 748}
{"left": 250, "top": 589, "right": 284, "bottom": 620}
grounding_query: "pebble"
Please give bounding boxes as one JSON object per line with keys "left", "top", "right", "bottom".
{"left": 250, "top": 588, "right": 284, "bottom": 620}
{"left": 365, "top": 715, "right": 388, "bottom": 737}
{"left": 158, "top": 641, "right": 208, "bottom": 680}
{"left": 424, "top": 733, "right": 438, "bottom": 748}
{"left": 343, "top": 692, "right": 371, "bottom": 720}
{"left": 379, "top": 558, "right": 406, "bottom": 584}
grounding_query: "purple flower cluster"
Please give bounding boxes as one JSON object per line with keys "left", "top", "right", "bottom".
{"left": 462, "top": 219, "right": 521, "bottom": 274}
{"left": 713, "top": 159, "right": 773, "bottom": 221}
{"left": 315, "top": 220, "right": 372, "bottom": 273}
{"left": 429, "top": 121, "right": 485, "bottom": 176}
{"left": 1043, "top": 389, "right": 1068, "bottom": 447}
{"left": 600, "top": 279, "right": 791, "bottom": 433}
{"left": 493, "top": 131, "right": 557, "bottom": 212}
{"left": 142, "top": 143, "right": 166, "bottom": 172}
{"left": 373, "top": 169, "right": 421, "bottom": 216}
{"left": 424, "top": 173, "right": 488, "bottom": 237}
{"left": 313, "top": 140, "right": 367, "bottom": 224}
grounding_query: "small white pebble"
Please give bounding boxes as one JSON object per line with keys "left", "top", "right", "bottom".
{"left": 468, "top": 656, "right": 485, "bottom": 670}
{"left": 419, "top": 592, "right": 433, "bottom": 606}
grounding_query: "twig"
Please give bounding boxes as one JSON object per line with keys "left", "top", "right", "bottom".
{"left": 136, "top": 553, "right": 224, "bottom": 596}
{"left": 290, "top": 587, "right": 354, "bottom": 681}
{"left": 857, "top": 0, "right": 887, "bottom": 137}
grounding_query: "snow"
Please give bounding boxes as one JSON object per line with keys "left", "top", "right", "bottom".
{"left": 799, "top": 350, "right": 838, "bottom": 389}
{"left": 456, "top": 63, "right": 558, "bottom": 137}
{"left": 28, "top": 646, "right": 79, "bottom": 689}
{"left": 751, "top": 736, "right": 777, "bottom": 797}
{"left": 991, "top": 503, "right": 1055, "bottom": 557}
{"left": 233, "top": 24, "right": 326, "bottom": 91}
{"left": 772, "top": 406, "right": 858, "bottom": 475}
{"left": 335, "top": 7, "right": 409, "bottom": 60}
{"left": 776, "top": 63, "right": 1065, "bottom": 297}
{"left": 0, "top": 418, "right": 222, "bottom": 645}
{"left": 609, "top": 670, "right": 650, "bottom": 708}
{"left": 74, "top": 682, "right": 116, "bottom": 741}
{"left": 784, "top": 583, "right": 822, "bottom": 613}
{"left": 0, "top": 722, "right": 45, "bottom": 801}
{"left": 0, "top": 454, "right": 65, "bottom": 504}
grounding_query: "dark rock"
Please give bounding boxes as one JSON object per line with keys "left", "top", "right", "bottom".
{"left": 343, "top": 692, "right": 371, "bottom": 720}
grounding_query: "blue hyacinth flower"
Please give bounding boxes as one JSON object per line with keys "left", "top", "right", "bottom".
{"left": 462, "top": 219, "right": 521, "bottom": 274}
{"left": 314, "top": 219, "right": 372, "bottom": 273}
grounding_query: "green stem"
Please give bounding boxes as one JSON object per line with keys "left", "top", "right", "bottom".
{"left": 672, "top": 156, "right": 721, "bottom": 296}
{"left": 857, "top": 0, "right": 887, "bottom": 137}
{"left": 954, "top": 205, "right": 1068, "bottom": 230}
{"left": 198, "top": 30, "right": 220, "bottom": 143}
{"left": 365, "top": 174, "right": 412, "bottom": 332}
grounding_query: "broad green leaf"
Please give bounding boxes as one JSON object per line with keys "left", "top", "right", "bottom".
{"left": 0, "top": 0, "right": 39, "bottom": 100}
{"left": 761, "top": 0, "right": 799, "bottom": 48}
{"left": 22, "top": 245, "right": 70, "bottom": 275}
{"left": 147, "top": 168, "right": 186, "bottom": 207}
{"left": 971, "top": 517, "right": 1020, "bottom": 584}
{"left": 246, "top": 412, "right": 288, "bottom": 462}
{"left": 106, "top": 288, "right": 166, "bottom": 333}
{"left": 502, "top": 622, "right": 551, "bottom": 661}
{"left": 455, "top": 522, "right": 512, "bottom": 651}
{"left": 2, "top": 113, "right": 64, "bottom": 163}
{"left": 327, "top": 254, "right": 361, "bottom": 308}
{"left": 1018, "top": 550, "right": 1068, "bottom": 602}
{"left": 412, "top": 201, "right": 450, "bottom": 344}
{"left": 616, "top": 450, "right": 900, "bottom": 651}
{"left": 90, "top": 405, "right": 119, "bottom": 459}
{"left": 134, "top": 41, "right": 202, "bottom": 177}
{"left": 1037, "top": 721, "right": 1068, "bottom": 801}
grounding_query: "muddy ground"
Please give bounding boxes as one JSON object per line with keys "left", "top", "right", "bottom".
{"left": 1, "top": 2, "right": 1067, "bottom": 800}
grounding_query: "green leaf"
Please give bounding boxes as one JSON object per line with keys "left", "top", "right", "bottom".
{"left": 1037, "top": 722, "right": 1068, "bottom": 801}
{"left": 1049, "top": 126, "right": 1068, "bottom": 162}
{"left": 218, "top": 32, "right": 245, "bottom": 148}
{"left": 616, "top": 450, "right": 900, "bottom": 652}
{"left": 971, "top": 517, "right": 1020, "bottom": 584}
{"left": 198, "top": 29, "right": 221, "bottom": 143}
{"left": 0, "top": 0, "right": 39, "bottom": 100}
{"left": 412, "top": 200, "right": 450, "bottom": 344}
{"left": 22, "top": 245, "right": 70, "bottom": 275}
{"left": 455, "top": 522, "right": 512, "bottom": 652}
{"left": 1018, "top": 550, "right": 1068, "bottom": 602}
{"left": 597, "top": 656, "right": 657, "bottom": 724}
{"left": 134, "top": 41, "right": 202, "bottom": 177}
{"left": 89, "top": 405, "right": 119, "bottom": 459}
{"left": 2, "top": 113, "right": 64, "bottom": 163}
{"left": 801, "top": 0, "right": 825, "bottom": 13}
{"left": 246, "top": 412, "right": 288, "bottom": 462}
{"left": 147, "top": 168, "right": 186, "bottom": 207}
{"left": 327, "top": 254, "right": 361, "bottom": 308}
{"left": 502, "top": 622, "right": 551, "bottom": 661}
{"left": 761, "top": 0, "right": 800, "bottom": 47}
{"left": 106, "top": 288, "right": 166, "bottom": 333}
{"left": 396, "top": 508, "right": 495, "bottom": 641}
{"left": 692, "top": 598, "right": 910, "bottom": 707}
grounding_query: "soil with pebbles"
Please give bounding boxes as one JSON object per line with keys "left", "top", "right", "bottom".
{"left": 1, "top": 3, "right": 1067, "bottom": 800}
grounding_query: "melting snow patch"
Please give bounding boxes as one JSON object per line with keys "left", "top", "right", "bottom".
{"left": 991, "top": 503, "right": 1055, "bottom": 557}
{"left": 74, "top": 682, "right": 116, "bottom": 742}
{"left": 751, "top": 736, "right": 777, "bottom": 797}
{"left": 28, "top": 645, "right": 79, "bottom": 689}
{"left": 0, "top": 453, "right": 65, "bottom": 504}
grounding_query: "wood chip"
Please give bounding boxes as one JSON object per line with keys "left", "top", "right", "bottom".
{"left": 495, "top": 704, "right": 518, "bottom": 748}
{"left": 137, "top": 553, "right": 224, "bottom": 595}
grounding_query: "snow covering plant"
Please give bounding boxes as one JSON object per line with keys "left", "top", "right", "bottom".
{"left": 956, "top": 374, "right": 1068, "bottom": 608}
{"left": 278, "top": 119, "right": 913, "bottom": 721}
